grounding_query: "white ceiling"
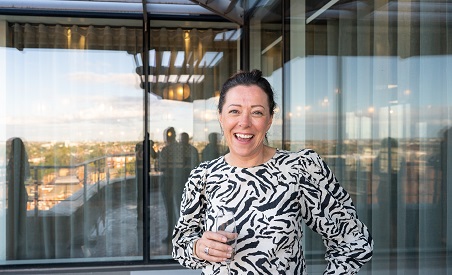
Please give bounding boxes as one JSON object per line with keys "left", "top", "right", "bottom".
{"left": 0, "top": 0, "right": 245, "bottom": 24}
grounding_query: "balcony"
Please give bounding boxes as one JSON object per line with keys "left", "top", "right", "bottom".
{"left": 7, "top": 153, "right": 169, "bottom": 260}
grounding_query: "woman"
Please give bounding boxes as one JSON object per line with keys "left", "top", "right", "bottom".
{"left": 172, "top": 70, "right": 373, "bottom": 274}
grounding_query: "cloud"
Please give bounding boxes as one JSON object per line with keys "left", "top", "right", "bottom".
{"left": 68, "top": 71, "right": 140, "bottom": 88}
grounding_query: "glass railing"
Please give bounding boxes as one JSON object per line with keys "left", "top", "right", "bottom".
{"left": 2, "top": 153, "right": 139, "bottom": 260}
{"left": 26, "top": 153, "right": 136, "bottom": 212}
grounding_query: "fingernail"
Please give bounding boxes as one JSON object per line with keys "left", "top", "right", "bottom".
{"left": 227, "top": 253, "right": 232, "bottom": 257}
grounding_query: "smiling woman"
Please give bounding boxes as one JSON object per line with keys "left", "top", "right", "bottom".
{"left": 3, "top": 0, "right": 452, "bottom": 274}
{"left": 172, "top": 70, "right": 374, "bottom": 274}
{"left": 218, "top": 72, "right": 274, "bottom": 168}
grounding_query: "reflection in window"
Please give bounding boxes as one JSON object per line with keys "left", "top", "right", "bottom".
{"left": 250, "top": 0, "right": 452, "bottom": 273}
{"left": 1, "top": 20, "right": 239, "bottom": 265}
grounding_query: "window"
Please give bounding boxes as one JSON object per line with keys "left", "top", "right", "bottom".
{"left": 0, "top": 15, "right": 239, "bottom": 266}
{"left": 250, "top": 0, "right": 452, "bottom": 273}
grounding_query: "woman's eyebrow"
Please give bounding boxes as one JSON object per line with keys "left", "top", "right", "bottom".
{"left": 227, "top": 104, "right": 265, "bottom": 108}
{"left": 227, "top": 104, "right": 241, "bottom": 108}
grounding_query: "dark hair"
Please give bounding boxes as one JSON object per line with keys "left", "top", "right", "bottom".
{"left": 381, "top": 137, "right": 398, "bottom": 148}
{"left": 218, "top": 69, "right": 276, "bottom": 115}
{"left": 180, "top": 132, "right": 189, "bottom": 144}
{"left": 208, "top": 132, "right": 218, "bottom": 143}
{"left": 164, "top": 127, "right": 176, "bottom": 142}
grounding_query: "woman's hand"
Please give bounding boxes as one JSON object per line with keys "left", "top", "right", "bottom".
{"left": 194, "top": 231, "right": 233, "bottom": 262}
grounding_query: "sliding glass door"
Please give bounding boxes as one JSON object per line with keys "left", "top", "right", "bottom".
{"left": 0, "top": 13, "right": 240, "bottom": 266}
{"left": 146, "top": 22, "right": 240, "bottom": 257}
{"left": 249, "top": 0, "right": 452, "bottom": 273}
{"left": 0, "top": 18, "right": 145, "bottom": 262}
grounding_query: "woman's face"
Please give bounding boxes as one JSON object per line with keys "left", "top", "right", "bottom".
{"left": 218, "top": 84, "right": 273, "bottom": 160}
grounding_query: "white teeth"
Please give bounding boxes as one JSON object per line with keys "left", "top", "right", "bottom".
{"left": 236, "top": 133, "right": 253, "bottom": 139}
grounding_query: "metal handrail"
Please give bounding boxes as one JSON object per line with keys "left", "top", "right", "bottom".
{"left": 27, "top": 152, "right": 136, "bottom": 212}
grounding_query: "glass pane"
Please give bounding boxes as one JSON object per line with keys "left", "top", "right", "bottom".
{"left": 0, "top": 17, "right": 144, "bottom": 263}
{"left": 146, "top": 25, "right": 239, "bottom": 258}
{"left": 249, "top": 0, "right": 283, "bottom": 148}
{"left": 252, "top": 0, "right": 452, "bottom": 273}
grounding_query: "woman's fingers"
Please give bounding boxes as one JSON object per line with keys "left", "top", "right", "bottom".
{"left": 203, "top": 231, "right": 227, "bottom": 242}
{"left": 196, "top": 231, "right": 233, "bottom": 262}
{"left": 217, "top": 230, "right": 238, "bottom": 241}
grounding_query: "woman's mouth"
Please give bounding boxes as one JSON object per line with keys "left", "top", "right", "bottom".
{"left": 235, "top": 133, "right": 254, "bottom": 141}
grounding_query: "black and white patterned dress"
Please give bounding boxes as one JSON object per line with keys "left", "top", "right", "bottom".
{"left": 172, "top": 149, "right": 373, "bottom": 274}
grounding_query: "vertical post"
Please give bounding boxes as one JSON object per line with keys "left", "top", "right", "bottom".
{"left": 124, "top": 156, "right": 127, "bottom": 181}
{"left": 34, "top": 168, "right": 39, "bottom": 218}
{"left": 83, "top": 164, "right": 88, "bottom": 205}
{"left": 282, "top": 0, "right": 287, "bottom": 150}
{"left": 0, "top": 21, "right": 6, "bottom": 260}
{"left": 106, "top": 157, "right": 110, "bottom": 184}
{"left": 142, "top": 0, "right": 151, "bottom": 263}
{"left": 241, "top": 12, "right": 249, "bottom": 71}
{"left": 83, "top": 163, "right": 88, "bottom": 252}
{"left": 97, "top": 160, "right": 100, "bottom": 192}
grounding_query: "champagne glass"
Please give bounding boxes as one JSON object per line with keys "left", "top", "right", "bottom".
{"left": 215, "top": 210, "right": 237, "bottom": 275}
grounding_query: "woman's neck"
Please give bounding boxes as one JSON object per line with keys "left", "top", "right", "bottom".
{"left": 225, "top": 146, "right": 276, "bottom": 168}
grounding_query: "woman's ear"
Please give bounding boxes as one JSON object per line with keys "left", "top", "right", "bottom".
{"left": 218, "top": 113, "right": 223, "bottom": 128}
{"left": 266, "top": 115, "right": 273, "bottom": 132}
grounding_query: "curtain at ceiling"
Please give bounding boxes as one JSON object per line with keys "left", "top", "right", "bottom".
{"left": 10, "top": 23, "right": 238, "bottom": 102}
{"left": 11, "top": 23, "right": 143, "bottom": 53}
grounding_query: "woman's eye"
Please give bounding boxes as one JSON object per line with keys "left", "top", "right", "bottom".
{"left": 229, "top": 110, "right": 239, "bottom": 114}
{"left": 253, "top": 111, "right": 263, "bottom": 116}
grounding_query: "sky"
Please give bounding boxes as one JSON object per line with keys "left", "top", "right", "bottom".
{"left": 1, "top": 47, "right": 451, "bottom": 145}
{"left": 2, "top": 48, "right": 220, "bottom": 143}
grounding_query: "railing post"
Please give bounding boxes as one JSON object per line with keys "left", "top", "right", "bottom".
{"left": 34, "top": 167, "right": 39, "bottom": 218}
{"left": 124, "top": 156, "right": 127, "bottom": 181}
{"left": 106, "top": 157, "right": 110, "bottom": 185}
{"left": 83, "top": 163, "right": 89, "bottom": 256}
{"left": 97, "top": 159, "right": 100, "bottom": 192}
{"left": 83, "top": 164, "right": 88, "bottom": 205}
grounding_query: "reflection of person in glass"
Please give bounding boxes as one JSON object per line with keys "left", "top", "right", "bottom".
{"left": 201, "top": 132, "right": 221, "bottom": 162}
{"left": 176, "top": 132, "right": 199, "bottom": 216}
{"left": 159, "top": 127, "right": 179, "bottom": 245}
{"left": 159, "top": 127, "right": 200, "bottom": 247}
{"left": 179, "top": 132, "right": 199, "bottom": 170}
{"left": 172, "top": 70, "right": 373, "bottom": 274}
{"left": 6, "top": 137, "right": 30, "bottom": 260}
{"left": 135, "top": 136, "right": 158, "bottom": 253}
{"left": 373, "top": 137, "right": 401, "bottom": 250}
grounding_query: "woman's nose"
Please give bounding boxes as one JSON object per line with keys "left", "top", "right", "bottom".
{"left": 238, "top": 114, "right": 251, "bottom": 127}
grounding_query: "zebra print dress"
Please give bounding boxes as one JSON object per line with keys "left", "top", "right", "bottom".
{"left": 172, "top": 149, "right": 373, "bottom": 274}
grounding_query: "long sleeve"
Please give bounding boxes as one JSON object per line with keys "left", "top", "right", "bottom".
{"left": 172, "top": 162, "right": 209, "bottom": 269}
{"left": 298, "top": 150, "right": 373, "bottom": 274}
